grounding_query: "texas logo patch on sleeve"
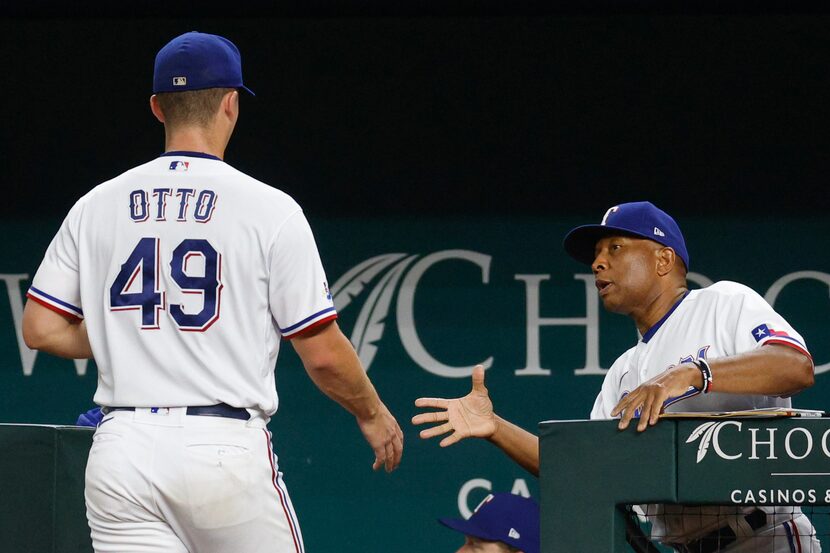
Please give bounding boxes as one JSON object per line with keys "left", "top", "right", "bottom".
{"left": 751, "top": 323, "right": 789, "bottom": 342}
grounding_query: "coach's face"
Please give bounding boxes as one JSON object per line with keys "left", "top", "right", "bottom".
{"left": 591, "top": 235, "right": 663, "bottom": 315}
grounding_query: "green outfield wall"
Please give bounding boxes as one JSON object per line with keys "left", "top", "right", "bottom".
{"left": 0, "top": 215, "right": 827, "bottom": 552}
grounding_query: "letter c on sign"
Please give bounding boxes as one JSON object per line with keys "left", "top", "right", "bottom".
{"left": 713, "top": 421, "right": 743, "bottom": 460}
{"left": 458, "top": 478, "right": 492, "bottom": 519}
{"left": 397, "top": 250, "right": 494, "bottom": 378}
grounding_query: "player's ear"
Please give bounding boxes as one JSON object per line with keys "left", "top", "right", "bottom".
{"left": 655, "top": 247, "right": 676, "bottom": 277}
{"left": 149, "top": 95, "right": 165, "bottom": 124}
{"left": 221, "top": 90, "right": 239, "bottom": 117}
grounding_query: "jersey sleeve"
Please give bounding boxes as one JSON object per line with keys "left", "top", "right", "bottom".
{"left": 268, "top": 210, "right": 337, "bottom": 338}
{"left": 27, "top": 202, "right": 84, "bottom": 320}
{"left": 726, "top": 284, "right": 810, "bottom": 359}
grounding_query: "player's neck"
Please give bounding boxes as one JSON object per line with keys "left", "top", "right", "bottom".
{"left": 632, "top": 285, "right": 688, "bottom": 337}
{"left": 164, "top": 126, "right": 229, "bottom": 160}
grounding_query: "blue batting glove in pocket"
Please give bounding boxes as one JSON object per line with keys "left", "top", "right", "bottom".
{"left": 76, "top": 407, "right": 104, "bottom": 427}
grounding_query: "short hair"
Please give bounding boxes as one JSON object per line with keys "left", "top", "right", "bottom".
{"left": 155, "top": 87, "right": 234, "bottom": 128}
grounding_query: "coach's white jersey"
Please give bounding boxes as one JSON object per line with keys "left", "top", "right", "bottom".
{"left": 590, "top": 281, "right": 814, "bottom": 546}
{"left": 591, "top": 281, "right": 810, "bottom": 420}
{"left": 28, "top": 152, "right": 336, "bottom": 414}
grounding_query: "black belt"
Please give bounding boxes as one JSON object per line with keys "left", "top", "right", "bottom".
{"left": 669, "top": 509, "right": 767, "bottom": 553}
{"left": 103, "top": 403, "right": 250, "bottom": 421}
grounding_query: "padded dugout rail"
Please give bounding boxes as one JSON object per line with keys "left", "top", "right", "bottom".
{"left": 0, "top": 424, "right": 93, "bottom": 553}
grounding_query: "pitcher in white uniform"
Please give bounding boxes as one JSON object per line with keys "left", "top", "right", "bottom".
{"left": 414, "top": 201, "right": 818, "bottom": 552}
{"left": 23, "top": 31, "right": 403, "bottom": 553}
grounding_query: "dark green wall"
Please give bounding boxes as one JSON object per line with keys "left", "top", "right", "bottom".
{"left": 1, "top": 215, "right": 828, "bottom": 551}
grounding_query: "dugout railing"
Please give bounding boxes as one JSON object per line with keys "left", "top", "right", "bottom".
{"left": 0, "top": 424, "right": 94, "bottom": 553}
{"left": 539, "top": 417, "right": 830, "bottom": 552}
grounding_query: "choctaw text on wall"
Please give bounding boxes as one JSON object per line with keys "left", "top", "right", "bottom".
{"left": 3, "top": 261, "right": 827, "bottom": 377}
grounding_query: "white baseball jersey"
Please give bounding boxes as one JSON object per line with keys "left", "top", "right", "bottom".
{"left": 28, "top": 152, "right": 337, "bottom": 414}
{"left": 590, "top": 281, "right": 818, "bottom": 550}
{"left": 591, "top": 281, "right": 810, "bottom": 419}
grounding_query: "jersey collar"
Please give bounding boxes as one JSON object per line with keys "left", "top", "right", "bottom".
{"left": 160, "top": 150, "right": 222, "bottom": 161}
{"left": 642, "top": 290, "right": 690, "bottom": 344}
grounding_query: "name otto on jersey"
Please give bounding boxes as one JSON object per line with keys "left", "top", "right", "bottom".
{"left": 129, "top": 187, "right": 218, "bottom": 223}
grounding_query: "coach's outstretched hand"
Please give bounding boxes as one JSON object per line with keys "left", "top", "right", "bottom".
{"left": 412, "top": 364, "right": 497, "bottom": 447}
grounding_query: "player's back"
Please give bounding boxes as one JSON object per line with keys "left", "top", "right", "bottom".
{"left": 66, "top": 152, "right": 325, "bottom": 413}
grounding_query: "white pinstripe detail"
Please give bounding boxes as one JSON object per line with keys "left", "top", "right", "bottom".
{"left": 263, "top": 430, "right": 305, "bottom": 553}
{"left": 272, "top": 469, "right": 305, "bottom": 553}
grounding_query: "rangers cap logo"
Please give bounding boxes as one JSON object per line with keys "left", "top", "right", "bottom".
{"left": 600, "top": 205, "right": 619, "bottom": 226}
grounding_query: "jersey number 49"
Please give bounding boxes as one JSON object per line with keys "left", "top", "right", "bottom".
{"left": 109, "top": 237, "right": 222, "bottom": 332}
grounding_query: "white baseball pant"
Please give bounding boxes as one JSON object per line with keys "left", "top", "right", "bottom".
{"left": 85, "top": 407, "right": 304, "bottom": 553}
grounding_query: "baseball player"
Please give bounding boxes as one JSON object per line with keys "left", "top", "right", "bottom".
{"left": 22, "top": 31, "right": 403, "bottom": 553}
{"left": 413, "top": 201, "right": 819, "bottom": 552}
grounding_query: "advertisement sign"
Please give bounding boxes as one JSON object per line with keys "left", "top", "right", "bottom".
{"left": 0, "top": 215, "right": 827, "bottom": 551}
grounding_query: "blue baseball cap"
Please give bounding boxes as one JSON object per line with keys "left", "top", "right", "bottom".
{"left": 153, "top": 32, "right": 254, "bottom": 95}
{"left": 439, "top": 493, "right": 539, "bottom": 553}
{"left": 563, "top": 201, "right": 689, "bottom": 270}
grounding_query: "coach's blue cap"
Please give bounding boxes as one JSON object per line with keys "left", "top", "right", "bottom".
{"left": 439, "top": 493, "right": 540, "bottom": 553}
{"left": 153, "top": 32, "right": 254, "bottom": 95}
{"left": 563, "top": 201, "right": 690, "bottom": 270}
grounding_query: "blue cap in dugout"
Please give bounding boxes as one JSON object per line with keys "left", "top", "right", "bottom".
{"left": 439, "top": 493, "right": 540, "bottom": 553}
{"left": 153, "top": 31, "right": 255, "bottom": 95}
{"left": 563, "top": 201, "right": 690, "bottom": 270}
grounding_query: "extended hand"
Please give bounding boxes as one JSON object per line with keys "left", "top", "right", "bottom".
{"left": 412, "top": 365, "right": 497, "bottom": 447}
{"left": 357, "top": 401, "right": 404, "bottom": 472}
{"left": 611, "top": 363, "right": 701, "bottom": 431}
